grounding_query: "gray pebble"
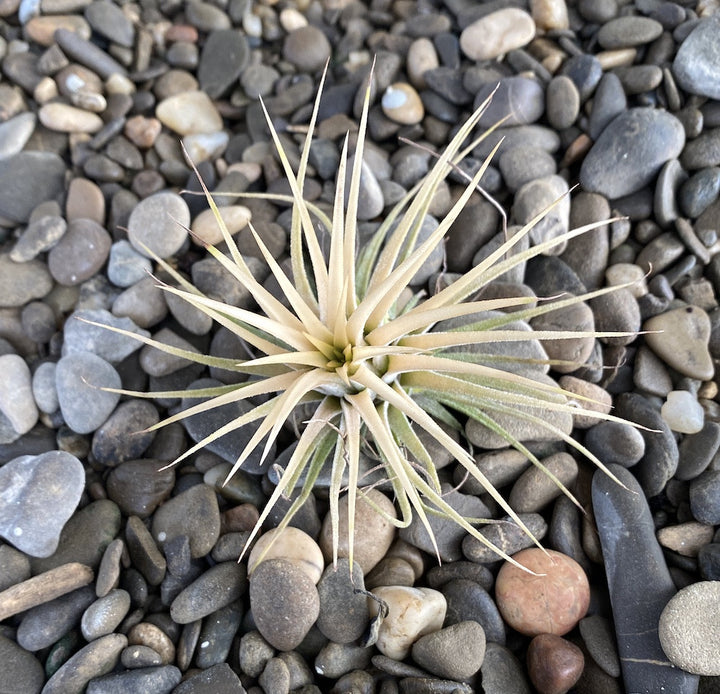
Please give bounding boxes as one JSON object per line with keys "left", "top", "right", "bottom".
{"left": 152, "top": 483, "right": 220, "bottom": 559}
{"left": 84, "top": 0, "right": 135, "bottom": 47}
{"left": 546, "top": 75, "right": 580, "bottom": 130}
{"left": 579, "top": 614, "right": 621, "bottom": 678}
{"left": 598, "top": 16, "right": 663, "bottom": 48}
{"left": 91, "top": 399, "right": 159, "bottom": 466}
{"left": 63, "top": 308, "right": 149, "bottom": 362}
{"left": 31, "top": 499, "right": 121, "bottom": 574}
{"left": 548, "top": 496, "right": 590, "bottom": 573}
{"left": 584, "top": 421, "right": 646, "bottom": 467}
{"left": 679, "top": 167, "right": 720, "bottom": 218}
{"left": 249, "top": 558, "right": 320, "bottom": 651}
{"left": 171, "top": 662, "right": 245, "bottom": 693}
{"left": 690, "top": 469, "right": 720, "bottom": 525}
{"left": 316, "top": 559, "right": 369, "bottom": 644}
{"left": 676, "top": 421, "right": 720, "bottom": 481}
{"left": 0, "top": 354, "right": 37, "bottom": 438}
{"left": 48, "top": 218, "right": 112, "bottom": 286}
{"left": 139, "top": 327, "right": 199, "bottom": 377}
{"left": 32, "top": 362, "right": 58, "bottom": 415}
{"left": 195, "top": 602, "right": 243, "bottom": 668}
{"left": 112, "top": 276, "right": 168, "bottom": 329}
{"left": 86, "top": 665, "right": 182, "bottom": 694}
{"left": 283, "top": 25, "right": 331, "bottom": 73}
{"left": 0, "top": 634, "right": 45, "bottom": 694}
{"left": 442, "top": 578, "right": 505, "bottom": 645}
{"left": 0, "top": 151, "right": 66, "bottom": 223}
{"left": 0, "top": 451, "right": 84, "bottom": 558}
{"left": 400, "top": 484, "right": 490, "bottom": 562}
{"left": 673, "top": 14, "right": 720, "bottom": 100}
{"left": 508, "top": 452, "right": 578, "bottom": 513}
{"left": 127, "top": 192, "right": 190, "bottom": 259}
{"left": 426, "top": 561, "right": 494, "bottom": 592}
{"left": 0, "top": 111, "right": 36, "bottom": 161}
{"left": 55, "top": 351, "right": 121, "bottom": 434}
{"left": 259, "top": 657, "right": 290, "bottom": 694}
{"left": 411, "top": 621, "right": 486, "bottom": 680}
{"left": 591, "top": 287, "right": 641, "bottom": 346}
{"left": 475, "top": 76, "right": 545, "bottom": 128}
{"left": 0, "top": 254, "right": 53, "bottom": 308}
{"left": 126, "top": 515, "right": 167, "bottom": 586}
{"left": 121, "top": 644, "right": 163, "bottom": 669}
{"left": 106, "top": 458, "right": 175, "bottom": 518}
{"left": 16, "top": 585, "right": 95, "bottom": 651}
{"left": 514, "top": 174, "right": 570, "bottom": 253}
{"left": 96, "top": 538, "right": 124, "bottom": 597}
{"left": 588, "top": 72, "right": 627, "bottom": 141}
{"left": 560, "top": 54, "right": 602, "bottom": 101}
{"left": 462, "top": 514, "right": 547, "bottom": 564}
{"left": 185, "top": 0, "right": 231, "bottom": 31}
{"left": 81, "top": 589, "right": 131, "bottom": 641}
{"left": 42, "top": 633, "right": 127, "bottom": 694}
{"left": 499, "top": 146, "right": 556, "bottom": 192}
{"left": 238, "top": 630, "right": 275, "bottom": 678}
{"left": 53, "top": 27, "right": 126, "bottom": 79}
{"left": 317, "top": 643, "right": 373, "bottom": 680}
{"left": 0, "top": 544, "right": 31, "bottom": 592}
{"left": 480, "top": 642, "right": 531, "bottom": 694}
{"left": 10, "top": 214, "right": 66, "bottom": 262}
{"left": 107, "top": 240, "right": 152, "bottom": 288}
{"left": 198, "top": 29, "right": 249, "bottom": 99}
{"left": 580, "top": 108, "right": 685, "bottom": 199}
{"left": 680, "top": 128, "right": 720, "bottom": 170}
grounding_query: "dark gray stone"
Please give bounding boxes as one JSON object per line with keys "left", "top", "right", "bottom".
{"left": 316, "top": 559, "right": 369, "bottom": 644}
{"left": 580, "top": 108, "right": 685, "bottom": 199}
{"left": 673, "top": 15, "right": 720, "bottom": 100}
{"left": 198, "top": 30, "right": 250, "bottom": 99}
{"left": 86, "top": 665, "right": 182, "bottom": 694}
{"left": 0, "top": 152, "right": 66, "bottom": 223}
{"left": 441, "top": 578, "right": 505, "bottom": 645}
{"left": 592, "top": 465, "right": 699, "bottom": 693}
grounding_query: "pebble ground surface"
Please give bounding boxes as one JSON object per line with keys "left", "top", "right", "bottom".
{"left": 1, "top": 0, "right": 720, "bottom": 692}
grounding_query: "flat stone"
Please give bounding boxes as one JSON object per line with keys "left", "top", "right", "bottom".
{"left": 127, "top": 191, "right": 190, "bottom": 258}
{"left": 84, "top": 0, "right": 135, "bottom": 47}
{"left": 644, "top": 306, "right": 714, "bottom": 381}
{"left": 0, "top": 255, "right": 53, "bottom": 308}
{"left": 673, "top": 15, "right": 720, "bottom": 100}
{"left": 0, "top": 151, "right": 66, "bottom": 223}
{"left": 282, "top": 25, "right": 331, "bottom": 72}
{"left": 0, "top": 451, "right": 84, "bottom": 557}
{"left": 316, "top": 558, "right": 369, "bottom": 644}
{"left": 47, "top": 218, "right": 112, "bottom": 286}
{"left": 86, "top": 665, "right": 182, "bottom": 693}
{"left": 0, "top": 354, "right": 37, "bottom": 437}
{"left": 411, "top": 621, "right": 486, "bottom": 680}
{"left": 580, "top": 108, "right": 685, "bottom": 199}
{"left": 198, "top": 29, "right": 249, "bottom": 99}
{"left": 55, "top": 351, "right": 121, "bottom": 434}
{"left": 0, "top": 112, "right": 36, "bottom": 160}
{"left": 170, "top": 561, "right": 247, "bottom": 624}
{"left": 63, "top": 309, "right": 148, "bottom": 362}
{"left": 592, "top": 465, "right": 699, "bottom": 693}
{"left": 0, "top": 634, "right": 44, "bottom": 694}
{"left": 10, "top": 215, "right": 67, "bottom": 262}
{"left": 152, "top": 483, "right": 221, "bottom": 559}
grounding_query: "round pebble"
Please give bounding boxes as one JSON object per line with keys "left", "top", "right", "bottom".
{"left": 248, "top": 527, "right": 324, "bottom": 585}
{"left": 661, "top": 390, "right": 705, "bottom": 434}
{"left": 659, "top": 581, "right": 720, "bottom": 675}
{"left": 495, "top": 549, "right": 590, "bottom": 636}
{"left": 381, "top": 83, "right": 424, "bottom": 125}
{"left": 47, "top": 218, "right": 111, "bottom": 286}
{"left": 411, "top": 620, "right": 486, "bottom": 680}
{"left": 282, "top": 25, "right": 331, "bottom": 73}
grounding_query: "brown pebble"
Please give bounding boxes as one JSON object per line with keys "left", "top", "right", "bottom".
{"left": 127, "top": 622, "right": 175, "bottom": 664}
{"left": 495, "top": 549, "right": 590, "bottom": 636}
{"left": 66, "top": 177, "right": 105, "bottom": 224}
{"left": 164, "top": 24, "right": 199, "bottom": 43}
{"left": 0, "top": 562, "right": 94, "bottom": 621}
{"left": 527, "top": 633, "right": 584, "bottom": 694}
{"left": 221, "top": 504, "right": 260, "bottom": 533}
{"left": 124, "top": 115, "right": 162, "bottom": 149}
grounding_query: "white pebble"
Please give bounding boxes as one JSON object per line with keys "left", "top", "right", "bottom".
{"left": 661, "top": 390, "right": 705, "bottom": 434}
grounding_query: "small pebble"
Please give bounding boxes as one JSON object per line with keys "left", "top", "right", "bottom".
{"left": 460, "top": 9, "right": 536, "bottom": 62}
{"left": 248, "top": 526, "right": 324, "bottom": 584}
{"left": 661, "top": 390, "right": 705, "bottom": 434}
{"left": 369, "top": 585, "right": 447, "bottom": 660}
{"left": 527, "top": 633, "right": 584, "bottom": 694}
{"left": 381, "top": 83, "right": 424, "bottom": 125}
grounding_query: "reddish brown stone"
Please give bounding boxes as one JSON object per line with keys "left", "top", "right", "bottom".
{"left": 495, "top": 548, "right": 590, "bottom": 636}
{"left": 527, "top": 633, "right": 585, "bottom": 694}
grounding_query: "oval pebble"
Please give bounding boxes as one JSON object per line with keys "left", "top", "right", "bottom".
{"left": 127, "top": 192, "right": 190, "bottom": 259}
{"left": 249, "top": 558, "right": 320, "bottom": 651}
{"left": 282, "top": 25, "right": 331, "bottom": 73}
{"left": 81, "top": 589, "right": 131, "bottom": 641}
{"left": 248, "top": 527, "right": 324, "bottom": 585}
{"left": 381, "top": 83, "right": 424, "bottom": 125}
{"left": 156, "top": 90, "right": 223, "bottom": 135}
{"left": 411, "top": 620, "right": 486, "bottom": 680}
{"left": 460, "top": 9, "right": 536, "bottom": 62}
{"left": 659, "top": 581, "right": 720, "bottom": 675}
{"left": 47, "top": 218, "right": 111, "bottom": 286}
{"left": 527, "top": 633, "right": 584, "bottom": 694}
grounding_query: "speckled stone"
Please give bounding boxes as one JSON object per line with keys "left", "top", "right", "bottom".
{"left": 495, "top": 549, "right": 590, "bottom": 636}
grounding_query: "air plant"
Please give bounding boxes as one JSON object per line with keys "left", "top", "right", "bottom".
{"left": 90, "top": 65, "right": 637, "bottom": 572}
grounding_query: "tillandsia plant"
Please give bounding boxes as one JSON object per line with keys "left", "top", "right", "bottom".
{"left": 89, "top": 65, "right": 639, "bottom": 572}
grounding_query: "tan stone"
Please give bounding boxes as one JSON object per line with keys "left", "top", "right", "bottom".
{"left": 39, "top": 102, "right": 103, "bottom": 133}
{"left": 369, "top": 585, "right": 446, "bottom": 659}
{"left": 191, "top": 205, "right": 251, "bottom": 246}
{"left": 248, "top": 527, "right": 325, "bottom": 584}
{"left": 381, "top": 83, "right": 424, "bottom": 126}
{"left": 156, "top": 90, "right": 223, "bottom": 135}
{"left": 460, "top": 8, "right": 536, "bottom": 61}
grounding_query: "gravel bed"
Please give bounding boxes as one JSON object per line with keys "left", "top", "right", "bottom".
{"left": 2, "top": 0, "right": 720, "bottom": 692}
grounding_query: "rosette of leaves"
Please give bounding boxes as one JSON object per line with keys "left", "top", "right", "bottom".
{"left": 92, "top": 67, "right": 637, "bottom": 571}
